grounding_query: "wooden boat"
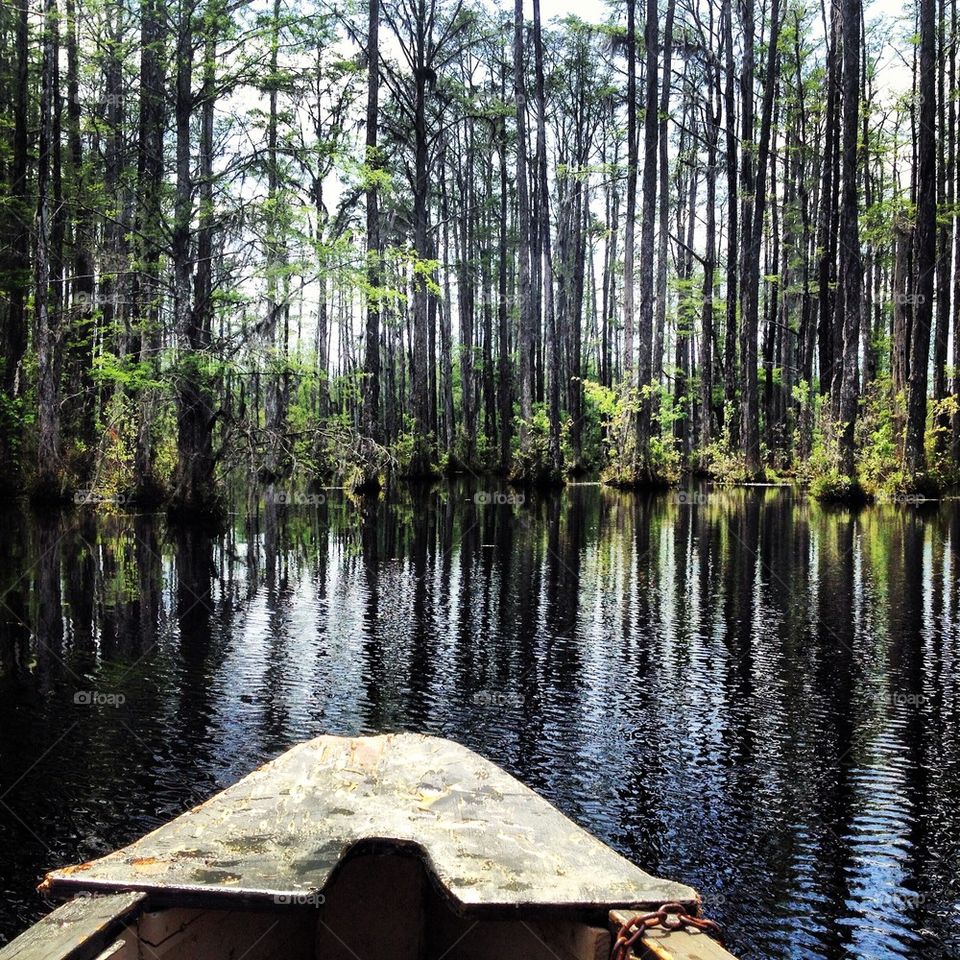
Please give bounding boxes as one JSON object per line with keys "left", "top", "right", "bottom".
{"left": 0, "top": 734, "right": 736, "bottom": 960}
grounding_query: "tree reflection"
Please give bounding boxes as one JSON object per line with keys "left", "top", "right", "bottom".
{"left": 0, "top": 489, "right": 958, "bottom": 959}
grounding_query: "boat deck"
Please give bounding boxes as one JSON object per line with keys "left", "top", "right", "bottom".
{"left": 0, "top": 735, "right": 736, "bottom": 960}
{"left": 42, "top": 733, "right": 694, "bottom": 916}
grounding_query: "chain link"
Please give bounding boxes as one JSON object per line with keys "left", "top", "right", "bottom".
{"left": 610, "top": 902, "right": 725, "bottom": 959}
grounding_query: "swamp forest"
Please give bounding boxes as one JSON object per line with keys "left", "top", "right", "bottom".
{"left": 0, "top": 0, "right": 958, "bottom": 504}
{"left": 1, "top": 0, "right": 960, "bottom": 957}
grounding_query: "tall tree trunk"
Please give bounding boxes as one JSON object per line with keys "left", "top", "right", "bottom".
{"left": 35, "top": 0, "right": 63, "bottom": 496}
{"left": 439, "top": 189, "right": 455, "bottom": 452}
{"left": 905, "top": 0, "right": 937, "bottom": 477}
{"left": 933, "top": 0, "right": 951, "bottom": 451}
{"left": 533, "top": 0, "right": 561, "bottom": 477}
{"left": 567, "top": 174, "right": 587, "bottom": 470}
{"left": 602, "top": 119, "right": 620, "bottom": 388}
{"left": 722, "top": 0, "right": 739, "bottom": 444}
{"left": 739, "top": 0, "right": 782, "bottom": 477}
{"left": 264, "top": 0, "right": 288, "bottom": 480}
{"left": 835, "top": 0, "right": 863, "bottom": 477}
{"left": 860, "top": 30, "right": 876, "bottom": 388}
{"left": 737, "top": 0, "right": 757, "bottom": 472}
{"left": 635, "top": 0, "right": 659, "bottom": 474}
{"left": 892, "top": 216, "right": 913, "bottom": 401}
{"left": 817, "top": 5, "right": 841, "bottom": 400}
{"left": 623, "top": 0, "right": 637, "bottom": 383}
{"left": 674, "top": 152, "right": 697, "bottom": 458}
{"left": 700, "top": 59, "right": 721, "bottom": 457}
{"left": 481, "top": 146, "right": 497, "bottom": 454}
{"left": 653, "top": 0, "right": 676, "bottom": 412}
{"left": 134, "top": 0, "right": 165, "bottom": 499}
{"left": 2, "top": 0, "right": 29, "bottom": 423}
{"left": 514, "top": 0, "right": 535, "bottom": 465}
{"left": 361, "top": 0, "right": 381, "bottom": 447}
{"left": 65, "top": 0, "right": 96, "bottom": 456}
{"left": 409, "top": 56, "right": 432, "bottom": 475}
{"left": 952, "top": 0, "right": 960, "bottom": 462}
{"left": 456, "top": 143, "right": 476, "bottom": 466}
{"left": 497, "top": 68, "right": 512, "bottom": 472}
{"left": 172, "top": 0, "right": 217, "bottom": 513}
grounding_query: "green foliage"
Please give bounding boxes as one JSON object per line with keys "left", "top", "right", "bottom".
{"left": 801, "top": 376, "right": 949, "bottom": 501}
{"left": 569, "top": 379, "right": 617, "bottom": 472}
{"left": 0, "top": 393, "right": 28, "bottom": 462}
{"left": 599, "top": 382, "right": 680, "bottom": 487}
{"left": 698, "top": 402, "right": 755, "bottom": 483}
{"left": 851, "top": 376, "right": 903, "bottom": 494}
{"left": 809, "top": 469, "right": 867, "bottom": 503}
{"left": 391, "top": 420, "right": 420, "bottom": 476}
{"left": 510, "top": 404, "right": 563, "bottom": 486}
{"left": 93, "top": 352, "right": 165, "bottom": 392}
{"left": 927, "top": 396, "right": 960, "bottom": 488}
{"left": 68, "top": 391, "right": 176, "bottom": 505}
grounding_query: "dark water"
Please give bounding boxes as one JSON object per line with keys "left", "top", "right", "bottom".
{"left": 0, "top": 484, "right": 958, "bottom": 959}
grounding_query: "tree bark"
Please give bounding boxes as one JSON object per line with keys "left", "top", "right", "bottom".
{"left": 653, "top": 0, "right": 676, "bottom": 413}
{"left": 623, "top": 0, "right": 637, "bottom": 383}
{"left": 738, "top": 0, "right": 782, "bottom": 477}
{"left": 497, "top": 64, "right": 512, "bottom": 472}
{"left": 362, "top": 0, "right": 382, "bottom": 445}
{"left": 35, "top": 0, "right": 63, "bottom": 494}
{"left": 722, "top": 0, "right": 738, "bottom": 444}
{"left": 635, "top": 0, "right": 659, "bottom": 473}
{"left": 65, "top": 0, "right": 96, "bottom": 452}
{"left": 172, "top": 0, "right": 217, "bottom": 513}
{"left": 134, "top": 0, "right": 166, "bottom": 497}
{"left": 952, "top": 0, "right": 960, "bottom": 462}
{"left": 700, "top": 46, "right": 721, "bottom": 456}
{"left": 835, "top": 0, "right": 863, "bottom": 477}
{"left": 264, "top": 0, "right": 288, "bottom": 480}
{"left": 409, "top": 55, "right": 432, "bottom": 475}
{"left": 2, "top": 0, "right": 30, "bottom": 411}
{"left": 514, "top": 0, "right": 535, "bottom": 464}
{"left": 905, "top": 0, "right": 937, "bottom": 477}
{"left": 533, "top": 0, "right": 561, "bottom": 477}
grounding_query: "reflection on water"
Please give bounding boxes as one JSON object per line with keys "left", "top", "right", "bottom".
{"left": 0, "top": 485, "right": 958, "bottom": 959}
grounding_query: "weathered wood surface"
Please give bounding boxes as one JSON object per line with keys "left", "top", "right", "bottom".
{"left": 141, "top": 909, "right": 313, "bottom": 960}
{"left": 610, "top": 909, "right": 738, "bottom": 960}
{"left": 44, "top": 734, "right": 695, "bottom": 914}
{"left": 0, "top": 893, "right": 145, "bottom": 960}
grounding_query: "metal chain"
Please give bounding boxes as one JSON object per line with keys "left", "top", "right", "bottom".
{"left": 610, "top": 902, "right": 725, "bottom": 959}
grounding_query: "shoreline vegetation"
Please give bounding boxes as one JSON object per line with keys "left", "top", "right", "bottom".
{"left": 1, "top": 0, "right": 959, "bottom": 515}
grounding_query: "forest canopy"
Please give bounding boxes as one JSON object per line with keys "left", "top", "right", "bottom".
{"left": 0, "top": 0, "right": 956, "bottom": 511}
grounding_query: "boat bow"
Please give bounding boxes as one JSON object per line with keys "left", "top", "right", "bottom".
{"left": 42, "top": 733, "right": 695, "bottom": 916}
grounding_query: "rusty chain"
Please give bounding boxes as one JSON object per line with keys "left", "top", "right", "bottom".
{"left": 610, "top": 902, "right": 725, "bottom": 959}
